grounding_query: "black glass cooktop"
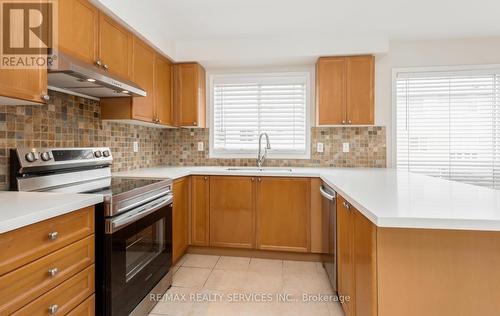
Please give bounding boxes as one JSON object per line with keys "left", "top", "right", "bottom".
{"left": 89, "top": 177, "right": 168, "bottom": 196}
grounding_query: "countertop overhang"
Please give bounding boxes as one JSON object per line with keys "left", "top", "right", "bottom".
{"left": 113, "top": 166, "right": 500, "bottom": 232}
{"left": 0, "top": 192, "right": 103, "bottom": 234}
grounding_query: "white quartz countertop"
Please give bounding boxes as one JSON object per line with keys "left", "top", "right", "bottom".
{"left": 114, "top": 166, "right": 500, "bottom": 231}
{"left": 0, "top": 192, "right": 103, "bottom": 234}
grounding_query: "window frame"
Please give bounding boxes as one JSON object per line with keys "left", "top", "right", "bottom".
{"left": 392, "top": 64, "right": 500, "bottom": 186}
{"left": 208, "top": 71, "right": 312, "bottom": 159}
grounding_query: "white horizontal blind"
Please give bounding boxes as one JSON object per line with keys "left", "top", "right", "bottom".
{"left": 211, "top": 74, "right": 309, "bottom": 157}
{"left": 396, "top": 68, "right": 500, "bottom": 189}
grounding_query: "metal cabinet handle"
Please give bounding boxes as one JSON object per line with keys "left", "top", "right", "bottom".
{"left": 348, "top": 120, "right": 352, "bottom": 124}
{"left": 48, "top": 232, "right": 58, "bottom": 241}
{"left": 204, "top": 176, "right": 208, "bottom": 180}
{"left": 342, "top": 120, "right": 346, "bottom": 124}
{"left": 193, "top": 122, "right": 197, "bottom": 126}
{"left": 251, "top": 177, "right": 255, "bottom": 182}
{"left": 41, "top": 94, "right": 50, "bottom": 102}
{"left": 319, "top": 186, "right": 335, "bottom": 201}
{"left": 258, "top": 178, "right": 262, "bottom": 182}
{"left": 95, "top": 59, "right": 102, "bottom": 67}
{"left": 48, "top": 268, "right": 59, "bottom": 277}
{"left": 48, "top": 304, "right": 59, "bottom": 314}
{"left": 343, "top": 201, "right": 351, "bottom": 210}
{"left": 103, "top": 64, "right": 109, "bottom": 71}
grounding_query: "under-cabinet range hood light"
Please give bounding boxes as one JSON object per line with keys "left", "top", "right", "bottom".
{"left": 48, "top": 52, "right": 147, "bottom": 99}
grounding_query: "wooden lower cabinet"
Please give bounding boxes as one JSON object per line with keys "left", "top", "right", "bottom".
{"left": 209, "top": 176, "right": 255, "bottom": 248}
{"left": 173, "top": 177, "right": 190, "bottom": 263}
{"left": 0, "top": 206, "right": 94, "bottom": 276}
{"left": 67, "top": 295, "right": 95, "bottom": 316}
{"left": 191, "top": 176, "right": 210, "bottom": 246}
{"left": 337, "top": 195, "right": 377, "bottom": 316}
{"left": 0, "top": 236, "right": 94, "bottom": 314}
{"left": 0, "top": 206, "right": 96, "bottom": 315}
{"left": 353, "top": 209, "right": 377, "bottom": 316}
{"left": 256, "top": 177, "right": 311, "bottom": 252}
{"left": 337, "top": 195, "right": 356, "bottom": 316}
{"left": 12, "top": 265, "right": 95, "bottom": 316}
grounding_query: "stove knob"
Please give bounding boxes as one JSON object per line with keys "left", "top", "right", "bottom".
{"left": 103, "top": 150, "right": 110, "bottom": 157}
{"left": 94, "top": 150, "right": 102, "bottom": 158}
{"left": 25, "top": 152, "right": 38, "bottom": 163}
{"left": 40, "top": 152, "right": 52, "bottom": 161}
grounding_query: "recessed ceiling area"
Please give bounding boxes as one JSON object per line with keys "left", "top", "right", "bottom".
{"left": 93, "top": 0, "right": 500, "bottom": 67}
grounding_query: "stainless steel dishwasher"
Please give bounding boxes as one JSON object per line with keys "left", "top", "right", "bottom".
{"left": 320, "top": 182, "right": 337, "bottom": 292}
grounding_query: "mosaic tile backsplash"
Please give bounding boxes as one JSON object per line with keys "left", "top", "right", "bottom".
{"left": 0, "top": 91, "right": 386, "bottom": 190}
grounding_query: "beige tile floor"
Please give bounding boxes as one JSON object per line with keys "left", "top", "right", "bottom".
{"left": 149, "top": 254, "right": 345, "bottom": 316}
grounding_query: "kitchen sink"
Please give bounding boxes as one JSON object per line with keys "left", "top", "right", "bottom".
{"left": 225, "top": 167, "right": 293, "bottom": 172}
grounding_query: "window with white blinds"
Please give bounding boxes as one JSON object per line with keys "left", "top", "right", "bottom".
{"left": 209, "top": 73, "right": 310, "bottom": 158}
{"left": 395, "top": 67, "right": 500, "bottom": 189}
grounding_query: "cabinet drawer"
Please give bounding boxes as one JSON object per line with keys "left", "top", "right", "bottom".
{"left": 12, "top": 265, "right": 95, "bottom": 316}
{"left": 67, "top": 294, "right": 95, "bottom": 316}
{"left": 0, "top": 206, "right": 94, "bottom": 275}
{"left": 0, "top": 235, "right": 94, "bottom": 314}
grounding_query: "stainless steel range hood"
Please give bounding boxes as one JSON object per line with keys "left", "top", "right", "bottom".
{"left": 48, "top": 52, "right": 146, "bottom": 99}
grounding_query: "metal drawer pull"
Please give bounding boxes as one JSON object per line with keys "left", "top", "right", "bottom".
{"left": 48, "top": 268, "right": 59, "bottom": 277}
{"left": 48, "top": 232, "right": 58, "bottom": 240}
{"left": 48, "top": 304, "right": 59, "bottom": 314}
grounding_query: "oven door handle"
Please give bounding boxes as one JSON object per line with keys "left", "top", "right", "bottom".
{"left": 107, "top": 194, "right": 172, "bottom": 234}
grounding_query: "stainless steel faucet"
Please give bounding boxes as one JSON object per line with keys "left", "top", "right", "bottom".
{"left": 257, "top": 132, "right": 271, "bottom": 168}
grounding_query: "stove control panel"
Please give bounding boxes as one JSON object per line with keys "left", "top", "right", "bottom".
{"left": 15, "top": 147, "right": 113, "bottom": 171}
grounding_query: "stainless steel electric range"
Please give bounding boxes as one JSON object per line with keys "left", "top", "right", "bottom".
{"left": 10, "top": 147, "right": 173, "bottom": 316}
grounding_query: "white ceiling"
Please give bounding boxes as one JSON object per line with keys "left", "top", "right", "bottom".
{"left": 93, "top": 0, "right": 500, "bottom": 68}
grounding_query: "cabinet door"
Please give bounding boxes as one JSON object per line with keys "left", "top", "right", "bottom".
{"left": 0, "top": 68, "right": 47, "bottom": 104}
{"left": 209, "top": 176, "right": 255, "bottom": 248}
{"left": 337, "top": 196, "right": 355, "bottom": 316}
{"left": 354, "top": 208, "right": 377, "bottom": 316}
{"left": 174, "top": 63, "right": 206, "bottom": 127}
{"left": 131, "top": 37, "right": 155, "bottom": 122}
{"left": 58, "top": 0, "right": 98, "bottom": 65}
{"left": 256, "top": 177, "right": 311, "bottom": 252}
{"left": 98, "top": 13, "right": 132, "bottom": 80}
{"left": 154, "top": 54, "right": 173, "bottom": 126}
{"left": 173, "top": 177, "right": 190, "bottom": 264}
{"left": 346, "top": 55, "right": 374, "bottom": 125}
{"left": 316, "top": 57, "right": 346, "bottom": 125}
{"left": 191, "top": 176, "right": 210, "bottom": 246}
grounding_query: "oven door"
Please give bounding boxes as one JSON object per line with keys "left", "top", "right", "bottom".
{"left": 104, "top": 195, "right": 172, "bottom": 316}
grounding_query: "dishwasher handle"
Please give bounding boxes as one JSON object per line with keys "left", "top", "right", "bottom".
{"left": 320, "top": 185, "right": 336, "bottom": 201}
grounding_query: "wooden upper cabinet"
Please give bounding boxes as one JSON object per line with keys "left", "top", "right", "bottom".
{"left": 316, "top": 55, "right": 374, "bottom": 125}
{"left": 173, "top": 177, "right": 190, "bottom": 264}
{"left": 346, "top": 56, "right": 375, "bottom": 125}
{"left": 191, "top": 176, "right": 210, "bottom": 246}
{"left": 256, "top": 177, "right": 311, "bottom": 252}
{"left": 154, "top": 54, "right": 174, "bottom": 126}
{"left": 98, "top": 13, "right": 133, "bottom": 80}
{"left": 209, "top": 176, "right": 255, "bottom": 248}
{"left": 0, "top": 68, "right": 47, "bottom": 104}
{"left": 174, "top": 63, "right": 206, "bottom": 127}
{"left": 316, "top": 57, "right": 346, "bottom": 125}
{"left": 131, "top": 37, "right": 155, "bottom": 122}
{"left": 58, "top": 0, "right": 98, "bottom": 65}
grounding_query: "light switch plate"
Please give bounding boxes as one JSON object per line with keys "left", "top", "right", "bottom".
{"left": 197, "top": 142, "right": 204, "bottom": 151}
{"left": 316, "top": 142, "right": 324, "bottom": 153}
{"left": 133, "top": 141, "right": 139, "bottom": 153}
{"left": 342, "top": 142, "right": 350, "bottom": 153}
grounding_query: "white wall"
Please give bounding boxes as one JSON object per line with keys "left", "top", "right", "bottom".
{"left": 375, "top": 37, "right": 500, "bottom": 167}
